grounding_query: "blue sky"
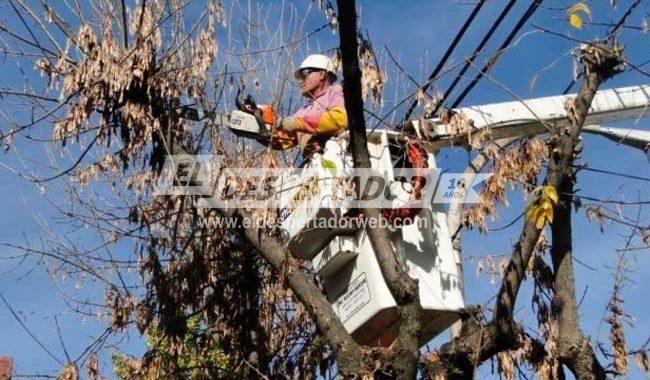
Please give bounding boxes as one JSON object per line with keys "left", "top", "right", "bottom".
{"left": 0, "top": 0, "right": 648, "bottom": 378}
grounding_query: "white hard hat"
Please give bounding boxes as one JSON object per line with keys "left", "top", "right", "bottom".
{"left": 294, "top": 54, "right": 336, "bottom": 79}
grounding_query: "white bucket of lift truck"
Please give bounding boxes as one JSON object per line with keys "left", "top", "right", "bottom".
{"left": 312, "top": 131, "right": 465, "bottom": 346}
{"left": 276, "top": 137, "right": 355, "bottom": 260}
{"left": 317, "top": 209, "right": 464, "bottom": 346}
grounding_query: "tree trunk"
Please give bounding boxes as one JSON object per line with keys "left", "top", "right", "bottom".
{"left": 551, "top": 175, "right": 606, "bottom": 379}
{"left": 336, "top": 1, "right": 422, "bottom": 377}
{"left": 441, "top": 42, "right": 623, "bottom": 378}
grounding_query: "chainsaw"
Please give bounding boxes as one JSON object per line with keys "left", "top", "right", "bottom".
{"left": 178, "top": 90, "right": 274, "bottom": 140}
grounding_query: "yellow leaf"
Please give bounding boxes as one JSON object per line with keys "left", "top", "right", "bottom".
{"left": 570, "top": 13, "right": 583, "bottom": 28}
{"left": 542, "top": 185, "right": 559, "bottom": 204}
{"left": 525, "top": 186, "right": 559, "bottom": 229}
{"left": 525, "top": 203, "right": 539, "bottom": 219}
{"left": 567, "top": 2, "right": 591, "bottom": 29}
{"left": 545, "top": 208, "right": 554, "bottom": 224}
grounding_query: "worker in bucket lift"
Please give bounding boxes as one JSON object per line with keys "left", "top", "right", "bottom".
{"left": 260, "top": 54, "right": 348, "bottom": 159}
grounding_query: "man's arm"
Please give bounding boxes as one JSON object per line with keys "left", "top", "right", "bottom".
{"left": 279, "top": 106, "right": 348, "bottom": 134}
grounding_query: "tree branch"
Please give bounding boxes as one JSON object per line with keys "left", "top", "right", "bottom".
{"left": 447, "top": 137, "right": 519, "bottom": 338}
{"left": 551, "top": 173, "right": 606, "bottom": 379}
{"left": 440, "top": 41, "right": 624, "bottom": 378}
{"left": 336, "top": 1, "right": 422, "bottom": 377}
{"left": 494, "top": 42, "right": 620, "bottom": 324}
{"left": 234, "top": 209, "right": 364, "bottom": 375}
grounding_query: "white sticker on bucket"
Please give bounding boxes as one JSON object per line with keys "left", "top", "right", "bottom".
{"left": 334, "top": 272, "right": 371, "bottom": 322}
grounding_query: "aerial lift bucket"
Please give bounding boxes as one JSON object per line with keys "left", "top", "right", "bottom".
{"left": 312, "top": 132, "right": 465, "bottom": 346}
{"left": 275, "top": 137, "right": 357, "bottom": 259}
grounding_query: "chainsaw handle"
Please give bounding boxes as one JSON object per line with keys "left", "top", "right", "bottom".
{"left": 235, "top": 88, "right": 257, "bottom": 113}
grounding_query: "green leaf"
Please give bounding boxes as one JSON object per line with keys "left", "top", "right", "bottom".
{"left": 320, "top": 157, "right": 337, "bottom": 175}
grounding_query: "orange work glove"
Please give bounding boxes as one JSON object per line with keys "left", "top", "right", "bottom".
{"left": 257, "top": 104, "right": 276, "bottom": 125}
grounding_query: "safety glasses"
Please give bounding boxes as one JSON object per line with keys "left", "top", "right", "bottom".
{"left": 297, "top": 68, "right": 321, "bottom": 80}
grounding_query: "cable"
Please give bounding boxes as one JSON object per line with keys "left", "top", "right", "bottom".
{"left": 433, "top": 0, "right": 519, "bottom": 115}
{"left": 577, "top": 165, "right": 650, "bottom": 182}
{"left": 450, "top": 0, "right": 545, "bottom": 109}
{"left": 491, "top": 211, "right": 525, "bottom": 231}
{"left": 609, "top": 0, "right": 643, "bottom": 36}
{"left": 0, "top": 292, "right": 63, "bottom": 365}
{"left": 227, "top": 23, "right": 330, "bottom": 56}
{"left": 562, "top": 77, "right": 578, "bottom": 95}
{"left": 562, "top": 0, "right": 644, "bottom": 95}
{"left": 575, "top": 194, "right": 650, "bottom": 205}
{"left": 402, "top": 0, "right": 488, "bottom": 121}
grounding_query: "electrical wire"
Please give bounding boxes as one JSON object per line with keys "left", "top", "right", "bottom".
{"left": 577, "top": 165, "right": 650, "bottom": 182}
{"left": 402, "top": 0, "right": 488, "bottom": 121}
{"left": 609, "top": 0, "right": 644, "bottom": 36}
{"left": 562, "top": 0, "right": 644, "bottom": 95}
{"left": 450, "top": 0, "right": 545, "bottom": 109}
{"left": 0, "top": 292, "right": 63, "bottom": 365}
{"left": 433, "top": 0, "right": 519, "bottom": 115}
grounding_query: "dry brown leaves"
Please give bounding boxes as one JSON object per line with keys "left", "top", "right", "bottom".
{"left": 421, "top": 351, "right": 446, "bottom": 380}
{"left": 537, "top": 320, "right": 560, "bottom": 380}
{"left": 37, "top": 0, "right": 222, "bottom": 172}
{"left": 642, "top": 228, "right": 650, "bottom": 247}
{"left": 474, "top": 254, "right": 509, "bottom": 284}
{"left": 330, "top": 49, "right": 342, "bottom": 73}
{"left": 607, "top": 294, "right": 628, "bottom": 375}
{"left": 465, "top": 137, "right": 549, "bottom": 232}
{"left": 118, "top": 355, "right": 163, "bottom": 380}
{"left": 585, "top": 204, "right": 606, "bottom": 232}
{"left": 107, "top": 290, "right": 136, "bottom": 331}
{"left": 497, "top": 351, "right": 516, "bottom": 380}
{"left": 635, "top": 350, "right": 649, "bottom": 372}
{"left": 58, "top": 363, "right": 79, "bottom": 380}
{"left": 439, "top": 108, "right": 491, "bottom": 150}
{"left": 577, "top": 41, "right": 625, "bottom": 79}
{"left": 358, "top": 34, "right": 386, "bottom": 104}
{"left": 27, "top": 1, "right": 335, "bottom": 376}
{"left": 415, "top": 88, "right": 442, "bottom": 118}
{"left": 87, "top": 353, "right": 99, "bottom": 380}
{"left": 325, "top": 1, "right": 338, "bottom": 29}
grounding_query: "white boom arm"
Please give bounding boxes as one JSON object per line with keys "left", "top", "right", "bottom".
{"left": 410, "top": 84, "right": 650, "bottom": 152}
{"left": 582, "top": 124, "right": 650, "bottom": 160}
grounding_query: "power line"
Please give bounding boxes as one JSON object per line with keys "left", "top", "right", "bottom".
{"left": 227, "top": 23, "right": 330, "bottom": 56}
{"left": 575, "top": 194, "right": 650, "bottom": 205}
{"left": 562, "top": 0, "right": 644, "bottom": 95}
{"left": 542, "top": 163, "right": 650, "bottom": 182}
{"left": 0, "top": 292, "right": 63, "bottom": 365}
{"left": 562, "top": 77, "right": 578, "bottom": 95}
{"left": 433, "top": 0, "right": 519, "bottom": 115}
{"left": 491, "top": 211, "right": 524, "bottom": 231}
{"left": 577, "top": 165, "right": 650, "bottom": 182}
{"left": 450, "top": 0, "right": 545, "bottom": 109}
{"left": 402, "top": 0, "right": 488, "bottom": 121}
{"left": 609, "top": 0, "right": 643, "bottom": 36}
{"left": 586, "top": 21, "right": 644, "bottom": 31}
